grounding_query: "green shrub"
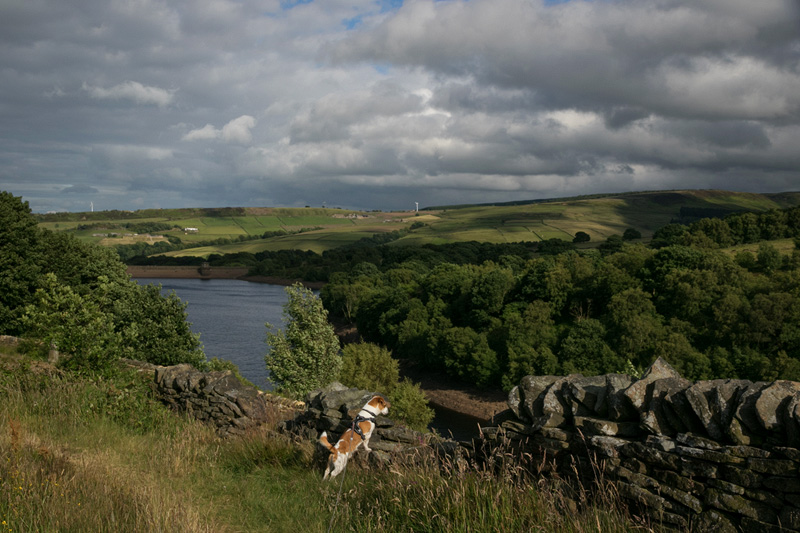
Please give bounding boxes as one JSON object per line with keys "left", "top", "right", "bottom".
{"left": 21, "top": 273, "right": 123, "bottom": 374}
{"left": 265, "top": 283, "right": 342, "bottom": 399}
{"left": 389, "top": 378, "right": 435, "bottom": 432}
{"left": 339, "top": 342, "right": 399, "bottom": 393}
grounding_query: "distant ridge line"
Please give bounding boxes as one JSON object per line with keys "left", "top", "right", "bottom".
{"left": 423, "top": 189, "right": 800, "bottom": 211}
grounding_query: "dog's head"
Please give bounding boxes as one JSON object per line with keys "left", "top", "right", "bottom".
{"left": 366, "top": 395, "right": 390, "bottom": 416}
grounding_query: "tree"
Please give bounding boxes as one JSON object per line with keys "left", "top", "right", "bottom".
{"left": 756, "top": 242, "right": 782, "bottom": 273}
{"left": 606, "top": 288, "right": 665, "bottom": 368}
{"left": 109, "top": 282, "right": 205, "bottom": 368}
{"left": 560, "top": 318, "right": 621, "bottom": 375}
{"left": 650, "top": 223, "right": 688, "bottom": 248}
{"left": 622, "top": 228, "right": 642, "bottom": 241}
{"left": 573, "top": 231, "right": 591, "bottom": 243}
{"left": 500, "top": 301, "right": 558, "bottom": 390}
{"left": 440, "top": 326, "right": 498, "bottom": 387}
{"left": 1, "top": 192, "right": 205, "bottom": 370}
{"left": 0, "top": 192, "right": 43, "bottom": 333}
{"left": 598, "top": 235, "right": 625, "bottom": 255}
{"left": 265, "top": 283, "right": 342, "bottom": 399}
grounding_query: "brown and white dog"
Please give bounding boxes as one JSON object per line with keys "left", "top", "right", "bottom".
{"left": 319, "top": 395, "right": 390, "bottom": 479}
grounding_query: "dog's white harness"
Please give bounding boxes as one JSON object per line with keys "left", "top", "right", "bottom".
{"left": 351, "top": 403, "right": 380, "bottom": 441}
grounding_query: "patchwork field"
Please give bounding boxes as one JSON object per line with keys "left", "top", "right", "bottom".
{"left": 37, "top": 190, "right": 800, "bottom": 258}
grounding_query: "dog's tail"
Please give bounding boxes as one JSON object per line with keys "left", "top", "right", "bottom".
{"left": 319, "top": 431, "right": 335, "bottom": 451}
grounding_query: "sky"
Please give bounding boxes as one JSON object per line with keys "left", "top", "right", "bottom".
{"left": 1, "top": 0, "right": 799, "bottom": 213}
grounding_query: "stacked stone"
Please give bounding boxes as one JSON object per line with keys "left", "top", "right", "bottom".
{"left": 279, "top": 382, "right": 434, "bottom": 468}
{"left": 152, "top": 363, "right": 277, "bottom": 436}
{"left": 484, "top": 358, "right": 800, "bottom": 531}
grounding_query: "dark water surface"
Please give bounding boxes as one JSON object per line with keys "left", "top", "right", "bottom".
{"left": 133, "top": 277, "right": 480, "bottom": 439}
{"left": 134, "top": 277, "right": 286, "bottom": 390}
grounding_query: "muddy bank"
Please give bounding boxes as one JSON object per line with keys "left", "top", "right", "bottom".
{"left": 402, "top": 364, "right": 508, "bottom": 422}
{"left": 126, "top": 265, "right": 325, "bottom": 289}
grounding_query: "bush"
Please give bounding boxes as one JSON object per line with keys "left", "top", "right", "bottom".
{"left": 21, "top": 274, "right": 123, "bottom": 374}
{"left": 389, "top": 378, "right": 435, "bottom": 432}
{"left": 206, "top": 357, "right": 255, "bottom": 388}
{"left": 339, "top": 342, "right": 399, "bottom": 393}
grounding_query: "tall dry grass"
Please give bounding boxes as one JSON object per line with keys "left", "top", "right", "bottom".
{"left": 325, "top": 439, "right": 653, "bottom": 533}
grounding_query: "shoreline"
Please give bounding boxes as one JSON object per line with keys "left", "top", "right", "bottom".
{"left": 126, "top": 265, "right": 325, "bottom": 289}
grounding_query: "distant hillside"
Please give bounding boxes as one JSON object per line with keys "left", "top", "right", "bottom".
{"left": 426, "top": 189, "right": 800, "bottom": 211}
{"left": 36, "top": 189, "right": 800, "bottom": 258}
{"left": 394, "top": 189, "right": 800, "bottom": 249}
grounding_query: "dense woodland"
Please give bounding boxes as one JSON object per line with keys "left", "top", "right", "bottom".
{"left": 321, "top": 206, "right": 800, "bottom": 389}
{"left": 0, "top": 192, "right": 206, "bottom": 371}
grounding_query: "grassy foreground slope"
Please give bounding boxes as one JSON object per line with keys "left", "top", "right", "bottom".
{"left": 1, "top": 347, "right": 642, "bottom": 532}
{"left": 37, "top": 190, "right": 800, "bottom": 258}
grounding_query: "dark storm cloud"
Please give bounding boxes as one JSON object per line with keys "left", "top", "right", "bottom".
{"left": 1, "top": 0, "right": 799, "bottom": 213}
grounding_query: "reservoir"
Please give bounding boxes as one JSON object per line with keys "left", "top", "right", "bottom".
{"left": 134, "top": 277, "right": 285, "bottom": 390}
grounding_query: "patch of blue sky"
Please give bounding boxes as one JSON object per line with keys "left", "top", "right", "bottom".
{"left": 544, "top": 0, "right": 573, "bottom": 5}
{"left": 378, "top": 0, "right": 404, "bottom": 13}
{"left": 342, "top": 1, "right": 403, "bottom": 30}
{"left": 280, "top": 0, "right": 313, "bottom": 10}
{"left": 373, "top": 64, "right": 391, "bottom": 75}
{"left": 343, "top": 15, "right": 363, "bottom": 30}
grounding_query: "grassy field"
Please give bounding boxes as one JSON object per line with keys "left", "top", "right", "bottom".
{"left": 0, "top": 350, "right": 646, "bottom": 532}
{"left": 37, "top": 189, "right": 800, "bottom": 259}
{"left": 722, "top": 238, "right": 797, "bottom": 256}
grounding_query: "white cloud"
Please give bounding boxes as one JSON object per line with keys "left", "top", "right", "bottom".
{"left": 83, "top": 81, "right": 175, "bottom": 107}
{"left": 183, "top": 115, "right": 256, "bottom": 145}
{"left": 182, "top": 124, "right": 219, "bottom": 141}
{"left": 221, "top": 115, "right": 256, "bottom": 144}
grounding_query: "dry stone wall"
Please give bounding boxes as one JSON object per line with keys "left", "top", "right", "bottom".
{"left": 137, "top": 361, "right": 299, "bottom": 437}
{"left": 140, "top": 358, "right": 800, "bottom": 531}
{"left": 485, "top": 357, "right": 800, "bottom": 532}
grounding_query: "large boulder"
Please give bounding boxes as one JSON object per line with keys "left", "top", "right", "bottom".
{"left": 606, "top": 373, "right": 637, "bottom": 421}
{"left": 535, "top": 375, "right": 582, "bottom": 429}
{"left": 623, "top": 357, "right": 684, "bottom": 411}
{"left": 514, "top": 375, "right": 561, "bottom": 422}
{"left": 729, "top": 382, "right": 770, "bottom": 445}
{"left": 684, "top": 379, "right": 751, "bottom": 442}
{"left": 753, "top": 381, "right": 800, "bottom": 442}
{"left": 640, "top": 377, "right": 690, "bottom": 435}
{"left": 623, "top": 358, "right": 688, "bottom": 435}
{"left": 565, "top": 375, "right": 609, "bottom": 417}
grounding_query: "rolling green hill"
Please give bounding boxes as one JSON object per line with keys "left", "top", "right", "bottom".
{"left": 37, "top": 190, "right": 800, "bottom": 258}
